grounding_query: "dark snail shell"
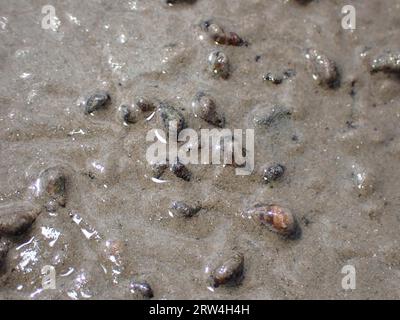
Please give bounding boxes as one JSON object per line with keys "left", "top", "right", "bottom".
{"left": 170, "top": 160, "right": 191, "bottom": 181}
{"left": 134, "top": 97, "right": 156, "bottom": 113}
{"left": 263, "top": 69, "right": 296, "bottom": 85}
{"left": 170, "top": 201, "right": 201, "bottom": 217}
{"left": 84, "top": 91, "right": 111, "bottom": 114}
{"left": 263, "top": 164, "right": 285, "bottom": 183}
{"left": 130, "top": 281, "right": 154, "bottom": 299}
{"left": 157, "top": 103, "right": 186, "bottom": 135}
{"left": 263, "top": 72, "right": 283, "bottom": 85}
{"left": 120, "top": 104, "right": 140, "bottom": 124}
{"left": 151, "top": 162, "right": 168, "bottom": 179}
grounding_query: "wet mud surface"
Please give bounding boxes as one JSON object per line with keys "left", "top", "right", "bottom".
{"left": 1, "top": 0, "right": 400, "bottom": 299}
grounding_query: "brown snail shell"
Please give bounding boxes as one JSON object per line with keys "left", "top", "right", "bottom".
{"left": 202, "top": 21, "right": 246, "bottom": 46}
{"left": 0, "top": 202, "right": 41, "bottom": 236}
{"left": 244, "top": 204, "right": 299, "bottom": 238}
{"left": 210, "top": 252, "right": 244, "bottom": 288}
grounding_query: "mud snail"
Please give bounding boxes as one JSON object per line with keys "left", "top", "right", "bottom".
{"left": 119, "top": 104, "right": 140, "bottom": 124}
{"left": 120, "top": 97, "right": 156, "bottom": 125}
{"left": 263, "top": 69, "right": 296, "bottom": 85}
{"left": 130, "top": 281, "right": 154, "bottom": 299}
{"left": 135, "top": 97, "right": 156, "bottom": 113}
{"left": 0, "top": 203, "right": 41, "bottom": 236}
{"left": 263, "top": 72, "right": 284, "bottom": 85}
{"left": 84, "top": 91, "right": 111, "bottom": 114}
{"left": 201, "top": 20, "right": 246, "bottom": 46}
{"left": 151, "top": 162, "right": 169, "bottom": 179}
{"left": 243, "top": 204, "right": 299, "bottom": 239}
{"left": 208, "top": 50, "right": 230, "bottom": 79}
{"left": 192, "top": 91, "right": 225, "bottom": 127}
{"left": 263, "top": 164, "right": 286, "bottom": 184}
{"left": 170, "top": 160, "right": 192, "bottom": 181}
{"left": 210, "top": 252, "right": 244, "bottom": 288}
{"left": 157, "top": 103, "right": 186, "bottom": 135}
{"left": 170, "top": 201, "right": 201, "bottom": 217}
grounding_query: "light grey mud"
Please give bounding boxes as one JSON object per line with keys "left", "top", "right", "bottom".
{"left": 0, "top": 0, "right": 400, "bottom": 299}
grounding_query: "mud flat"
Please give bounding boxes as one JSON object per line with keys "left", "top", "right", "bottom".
{"left": 0, "top": 0, "right": 400, "bottom": 299}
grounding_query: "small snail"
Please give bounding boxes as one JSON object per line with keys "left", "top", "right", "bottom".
{"left": 151, "top": 162, "right": 168, "bottom": 179}
{"left": 170, "top": 160, "right": 191, "bottom": 181}
{"left": 134, "top": 97, "right": 156, "bottom": 113}
{"left": 210, "top": 252, "right": 244, "bottom": 288}
{"left": 243, "top": 204, "right": 299, "bottom": 238}
{"left": 352, "top": 164, "right": 375, "bottom": 197}
{"left": 130, "top": 281, "right": 154, "bottom": 299}
{"left": 119, "top": 104, "right": 140, "bottom": 124}
{"left": 84, "top": 91, "right": 111, "bottom": 114}
{"left": 263, "top": 164, "right": 285, "bottom": 183}
{"left": 305, "top": 48, "right": 340, "bottom": 89}
{"left": 201, "top": 21, "right": 246, "bottom": 46}
{"left": 192, "top": 91, "right": 225, "bottom": 127}
{"left": 263, "top": 69, "right": 296, "bottom": 85}
{"left": 157, "top": 103, "right": 186, "bottom": 135}
{"left": 208, "top": 51, "right": 230, "bottom": 79}
{"left": 0, "top": 202, "right": 41, "bottom": 236}
{"left": 170, "top": 201, "right": 201, "bottom": 217}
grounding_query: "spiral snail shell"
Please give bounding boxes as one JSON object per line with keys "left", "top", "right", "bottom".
{"left": 244, "top": 204, "right": 299, "bottom": 238}
{"left": 208, "top": 50, "right": 230, "bottom": 79}
{"left": 210, "top": 252, "right": 244, "bottom": 288}
{"left": 192, "top": 91, "right": 225, "bottom": 127}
